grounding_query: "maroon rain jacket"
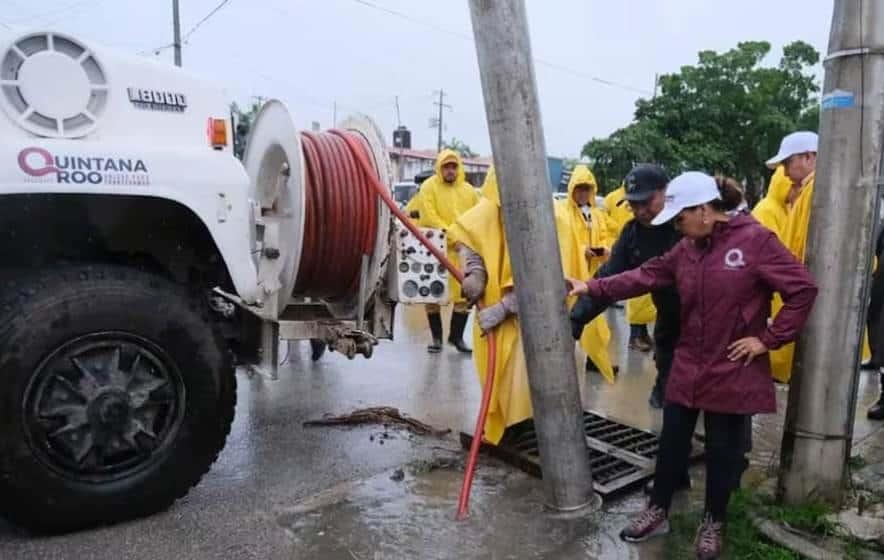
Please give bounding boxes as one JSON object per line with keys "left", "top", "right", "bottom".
{"left": 586, "top": 214, "right": 817, "bottom": 414}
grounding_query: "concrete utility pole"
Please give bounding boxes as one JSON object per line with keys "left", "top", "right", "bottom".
{"left": 779, "top": 0, "right": 884, "bottom": 507}
{"left": 468, "top": 0, "right": 598, "bottom": 511}
{"left": 432, "top": 90, "right": 451, "bottom": 152}
{"left": 172, "top": 0, "right": 182, "bottom": 67}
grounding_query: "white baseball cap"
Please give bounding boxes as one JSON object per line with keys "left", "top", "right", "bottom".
{"left": 765, "top": 131, "right": 818, "bottom": 169}
{"left": 651, "top": 171, "right": 720, "bottom": 225}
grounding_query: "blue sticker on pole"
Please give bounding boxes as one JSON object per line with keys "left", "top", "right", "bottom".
{"left": 821, "top": 89, "right": 855, "bottom": 110}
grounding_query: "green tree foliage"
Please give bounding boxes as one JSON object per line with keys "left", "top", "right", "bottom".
{"left": 583, "top": 41, "right": 820, "bottom": 198}
{"left": 443, "top": 137, "right": 478, "bottom": 159}
{"left": 230, "top": 97, "right": 265, "bottom": 160}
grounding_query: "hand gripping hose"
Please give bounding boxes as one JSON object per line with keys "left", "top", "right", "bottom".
{"left": 331, "top": 130, "right": 495, "bottom": 520}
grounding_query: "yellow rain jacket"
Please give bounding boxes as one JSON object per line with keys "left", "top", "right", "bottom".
{"left": 448, "top": 168, "right": 532, "bottom": 445}
{"left": 603, "top": 185, "right": 657, "bottom": 325}
{"left": 554, "top": 165, "right": 616, "bottom": 383}
{"left": 419, "top": 150, "right": 480, "bottom": 304}
{"left": 603, "top": 185, "right": 633, "bottom": 237}
{"left": 403, "top": 187, "right": 424, "bottom": 225}
{"left": 760, "top": 170, "right": 870, "bottom": 381}
{"left": 783, "top": 171, "right": 815, "bottom": 263}
{"left": 752, "top": 166, "right": 790, "bottom": 241}
{"left": 753, "top": 167, "right": 793, "bottom": 382}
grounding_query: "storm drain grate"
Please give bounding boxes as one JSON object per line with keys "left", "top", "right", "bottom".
{"left": 460, "top": 410, "right": 705, "bottom": 499}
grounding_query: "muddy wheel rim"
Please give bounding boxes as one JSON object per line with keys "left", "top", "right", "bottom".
{"left": 23, "top": 332, "right": 186, "bottom": 482}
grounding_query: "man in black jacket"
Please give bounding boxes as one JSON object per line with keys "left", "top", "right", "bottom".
{"left": 571, "top": 164, "right": 680, "bottom": 409}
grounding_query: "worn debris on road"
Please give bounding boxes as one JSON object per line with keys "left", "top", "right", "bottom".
{"left": 303, "top": 406, "right": 451, "bottom": 437}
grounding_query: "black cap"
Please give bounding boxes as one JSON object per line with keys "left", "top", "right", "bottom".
{"left": 621, "top": 164, "right": 669, "bottom": 204}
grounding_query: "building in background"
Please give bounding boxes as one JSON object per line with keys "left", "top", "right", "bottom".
{"left": 388, "top": 147, "right": 492, "bottom": 187}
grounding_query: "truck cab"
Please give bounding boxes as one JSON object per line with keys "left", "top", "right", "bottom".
{"left": 0, "top": 28, "right": 420, "bottom": 532}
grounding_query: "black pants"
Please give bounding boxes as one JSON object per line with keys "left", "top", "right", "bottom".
{"left": 652, "top": 344, "right": 674, "bottom": 396}
{"left": 869, "top": 269, "right": 884, "bottom": 363}
{"left": 650, "top": 404, "right": 747, "bottom": 522}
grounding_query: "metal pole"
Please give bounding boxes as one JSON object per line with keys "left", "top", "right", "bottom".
{"left": 468, "top": 0, "right": 597, "bottom": 511}
{"left": 436, "top": 89, "right": 444, "bottom": 152}
{"left": 779, "top": 0, "right": 884, "bottom": 507}
{"left": 172, "top": 0, "right": 182, "bottom": 67}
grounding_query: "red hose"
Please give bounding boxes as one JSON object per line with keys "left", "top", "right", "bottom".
{"left": 298, "top": 130, "right": 377, "bottom": 297}
{"left": 331, "top": 130, "right": 496, "bottom": 521}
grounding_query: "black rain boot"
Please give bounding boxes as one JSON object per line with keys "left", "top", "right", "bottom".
{"left": 868, "top": 373, "right": 884, "bottom": 420}
{"left": 427, "top": 312, "right": 443, "bottom": 353}
{"left": 309, "top": 339, "right": 326, "bottom": 361}
{"left": 448, "top": 312, "right": 472, "bottom": 354}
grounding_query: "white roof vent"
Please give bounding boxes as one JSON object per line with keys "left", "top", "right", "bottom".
{"left": 1, "top": 32, "right": 108, "bottom": 138}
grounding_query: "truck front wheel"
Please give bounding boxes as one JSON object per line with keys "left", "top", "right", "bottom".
{"left": 0, "top": 265, "right": 236, "bottom": 532}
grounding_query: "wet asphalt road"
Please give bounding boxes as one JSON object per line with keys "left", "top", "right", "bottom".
{"left": 1, "top": 305, "right": 882, "bottom": 559}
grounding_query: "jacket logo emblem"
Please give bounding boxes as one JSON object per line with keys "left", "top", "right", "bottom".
{"left": 724, "top": 248, "right": 746, "bottom": 269}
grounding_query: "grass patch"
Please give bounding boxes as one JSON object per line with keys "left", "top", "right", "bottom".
{"left": 764, "top": 498, "right": 838, "bottom": 537}
{"left": 849, "top": 454, "right": 868, "bottom": 471}
{"left": 664, "top": 491, "right": 842, "bottom": 559}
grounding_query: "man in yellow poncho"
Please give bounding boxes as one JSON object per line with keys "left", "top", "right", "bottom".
{"left": 555, "top": 165, "right": 616, "bottom": 383}
{"left": 764, "top": 131, "right": 872, "bottom": 382}
{"left": 604, "top": 183, "right": 657, "bottom": 352}
{"left": 752, "top": 166, "right": 790, "bottom": 241}
{"left": 447, "top": 168, "right": 532, "bottom": 444}
{"left": 752, "top": 166, "right": 792, "bottom": 382}
{"left": 417, "top": 149, "right": 480, "bottom": 354}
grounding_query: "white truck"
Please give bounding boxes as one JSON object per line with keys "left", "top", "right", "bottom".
{"left": 0, "top": 29, "right": 446, "bottom": 532}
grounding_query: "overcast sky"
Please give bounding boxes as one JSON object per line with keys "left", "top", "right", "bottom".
{"left": 4, "top": 0, "right": 833, "bottom": 157}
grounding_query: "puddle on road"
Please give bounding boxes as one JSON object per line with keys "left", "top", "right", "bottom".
{"left": 277, "top": 456, "right": 653, "bottom": 559}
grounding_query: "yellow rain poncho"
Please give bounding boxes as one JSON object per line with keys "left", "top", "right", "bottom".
{"left": 603, "top": 185, "right": 633, "bottom": 237}
{"left": 783, "top": 171, "right": 815, "bottom": 262}
{"left": 752, "top": 166, "right": 790, "bottom": 241}
{"left": 554, "top": 165, "right": 616, "bottom": 383}
{"left": 419, "top": 149, "right": 480, "bottom": 304}
{"left": 603, "top": 184, "right": 657, "bottom": 326}
{"left": 448, "top": 168, "right": 532, "bottom": 445}
{"left": 753, "top": 167, "right": 793, "bottom": 382}
{"left": 759, "top": 170, "right": 870, "bottom": 381}
{"left": 403, "top": 187, "right": 424, "bottom": 225}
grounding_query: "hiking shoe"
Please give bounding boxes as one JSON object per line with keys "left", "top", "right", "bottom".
{"left": 619, "top": 505, "right": 669, "bottom": 543}
{"left": 695, "top": 515, "right": 724, "bottom": 559}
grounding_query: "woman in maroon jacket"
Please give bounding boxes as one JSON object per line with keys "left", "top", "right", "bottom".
{"left": 569, "top": 171, "right": 817, "bottom": 559}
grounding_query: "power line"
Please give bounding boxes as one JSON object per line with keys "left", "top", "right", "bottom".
{"left": 183, "top": 0, "right": 232, "bottom": 43}
{"left": 353, "top": 0, "right": 471, "bottom": 41}
{"left": 138, "top": 42, "right": 175, "bottom": 56}
{"left": 350, "top": 0, "right": 652, "bottom": 96}
{"left": 140, "top": 0, "right": 232, "bottom": 58}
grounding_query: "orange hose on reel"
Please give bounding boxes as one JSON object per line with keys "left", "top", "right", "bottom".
{"left": 330, "top": 129, "right": 496, "bottom": 521}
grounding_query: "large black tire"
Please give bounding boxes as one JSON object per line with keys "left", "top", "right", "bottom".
{"left": 0, "top": 265, "right": 236, "bottom": 532}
